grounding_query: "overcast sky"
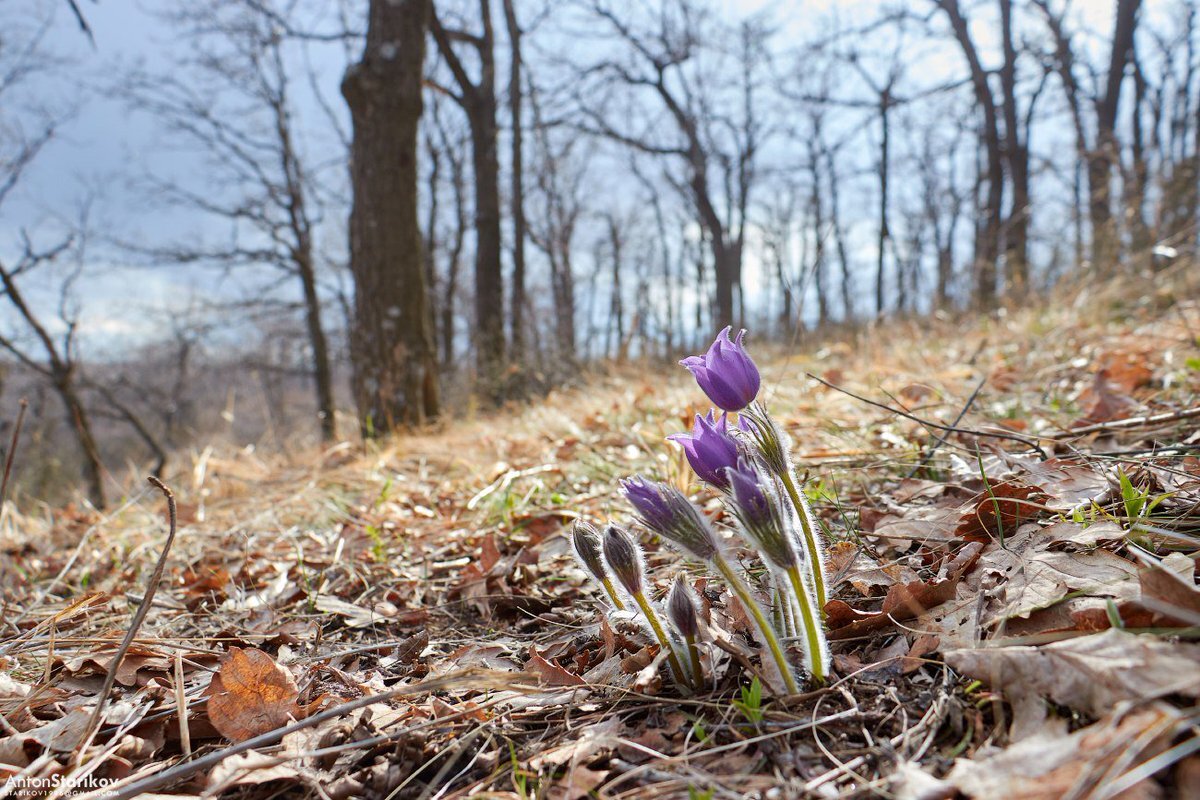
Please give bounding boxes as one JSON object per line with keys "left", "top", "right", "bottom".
{"left": 1, "top": 0, "right": 1128, "bottom": 357}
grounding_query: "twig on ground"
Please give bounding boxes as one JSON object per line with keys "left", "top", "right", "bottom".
{"left": 905, "top": 377, "right": 987, "bottom": 478}
{"left": 74, "top": 477, "right": 179, "bottom": 765}
{"left": 1051, "top": 405, "right": 1200, "bottom": 437}
{"left": 806, "top": 373, "right": 1048, "bottom": 458}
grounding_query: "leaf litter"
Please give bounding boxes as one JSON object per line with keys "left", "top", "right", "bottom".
{"left": 1, "top": 280, "right": 1199, "bottom": 797}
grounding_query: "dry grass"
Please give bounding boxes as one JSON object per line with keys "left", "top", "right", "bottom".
{"left": 1, "top": 264, "right": 1199, "bottom": 798}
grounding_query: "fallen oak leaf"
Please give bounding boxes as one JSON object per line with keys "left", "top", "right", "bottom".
{"left": 526, "top": 646, "right": 587, "bottom": 687}
{"left": 945, "top": 629, "right": 1200, "bottom": 721}
{"left": 955, "top": 481, "right": 1048, "bottom": 543}
{"left": 827, "top": 542, "right": 983, "bottom": 640}
{"left": 207, "top": 647, "right": 303, "bottom": 743}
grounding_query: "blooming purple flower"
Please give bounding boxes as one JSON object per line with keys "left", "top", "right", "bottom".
{"left": 667, "top": 411, "right": 741, "bottom": 489}
{"left": 680, "top": 327, "right": 761, "bottom": 412}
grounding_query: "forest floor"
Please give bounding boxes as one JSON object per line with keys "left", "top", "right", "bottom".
{"left": 3, "top": 266, "right": 1200, "bottom": 799}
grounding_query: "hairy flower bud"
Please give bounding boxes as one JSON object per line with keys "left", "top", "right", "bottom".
{"left": 666, "top": 573, "right": 699, "bottom": 639}
{"left": 725, "top": 459, "right": 799, "bottom": 569}
{"left": 621, "top": 476, "right": 719, "bottom": 561}
{"left": 570, "top": 520, "right": 607, "bottom": 582}
{"left": 602, "top": 523, "right": 645, "bottom": 597}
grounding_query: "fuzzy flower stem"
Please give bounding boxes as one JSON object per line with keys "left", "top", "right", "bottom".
{"left": 712, "top": 554, "right": 799, "bottom": 695}
{"left": 685, "top": 633, "right": 704, "bottom": 690}
{"left": 784, "top": 565, "right": 826, "bottom": 685}
{"left": 631, "top": 590, "right": 690, "bottom": 689}
{"left": 778, "top": 470, "right": 827, "bottom": 614}
{"left": 600, "top": 576, "right": 626, "bottom": 610}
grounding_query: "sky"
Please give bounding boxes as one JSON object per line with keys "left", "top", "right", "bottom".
{"left": 0, "top": 0, "right": 1131, "bottom": 358}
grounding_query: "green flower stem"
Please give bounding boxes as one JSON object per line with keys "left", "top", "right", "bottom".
{"left": 685, "top": 634, "right": 705, "bottom": 690}
{"left": 713, "top": 554, "right": 800, "bottom": 695}
{"left": 600, "top": 577, "right": 626, "bottom": 610}
{"left": 632, "top": 591, "right": 689, "bottom": 688}
{"left": 785, "top": 565, "right": 826, "bottom": 685}
{"left": 779, "top": 470, "right": 827, "bottom": 614}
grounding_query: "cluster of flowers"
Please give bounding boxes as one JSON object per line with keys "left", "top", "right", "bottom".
{"left": 572, "top": 328, "right": 831, "bottom": 695}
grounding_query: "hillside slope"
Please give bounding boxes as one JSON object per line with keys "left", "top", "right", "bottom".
{"left": 2, "top": 270, "right": 1199, "bottom": 798}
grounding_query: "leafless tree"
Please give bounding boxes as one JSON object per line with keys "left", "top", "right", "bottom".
{"left": 128, "top": 0, "right": 340, "bottom": 441}
{"left": 429, "top": 0, "right": 507, "bottom": 397}
{"left": 573, "top": 1, "right": 765, "bottom": 329}
{"left": 342, "top": 0, "right": 440, "bottom": 430}
{"left": 1034, "top": 0, "right": 1143, "bottom": 271}
{"left": 0, "top": 235, "right": 106, "bottom": 507}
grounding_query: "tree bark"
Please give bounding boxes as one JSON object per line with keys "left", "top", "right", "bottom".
{"left": 1091, "top": 0, "right": 1142, "bottom": 271}
{"left": 503, "top": 0, "right": 527, "bottom": 355}
{"left": 341, "top": 0, "right": 440, "bottom": 434}
{"left": 430, "top": 0, "right": 505, "bottom": 399}
{"left": 937, "top": 0, "right": 1003, "bottom": 307}
{"left": 999, "top": 0, "right": 1030, "bottom": 293}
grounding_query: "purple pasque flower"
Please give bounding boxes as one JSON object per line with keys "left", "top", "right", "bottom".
{"left": 667, "top": 411, "right": 742, "bottom": 489}
{"left": 680, "top": 327, "right": 761, "bottom": 412}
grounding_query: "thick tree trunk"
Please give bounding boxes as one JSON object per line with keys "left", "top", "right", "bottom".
{"left": 341, "top": 0, "right": 439, "bottom": 434}
{"left": 468, "top": 108, "right": 505, "bottom": 388}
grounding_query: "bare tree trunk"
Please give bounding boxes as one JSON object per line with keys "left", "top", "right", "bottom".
{"left": 342, "top": 0, "right": 439, "bottom": 433}
{"left": 503, "top": 0, "right": 527, "bottom": 354}
{"left": 59, "top": 378, "right": 106, "bottom": 508}
{"left": 430, "top": 0, "right": 505, "bottom": 399}
{"left": 1091, "top": 0, "right": 1143, "bottom": 271}
{"left": 999, "top": 0, "right": 1030, "bottom": 293}
{"left": 938, "top": 0, "right": 1003, "bottom": 307}
{"left": 295, "top": 250, "right": 337, "bottom": 441}
{"left": 876, "top": 90, "right": 891, "bottom": 317}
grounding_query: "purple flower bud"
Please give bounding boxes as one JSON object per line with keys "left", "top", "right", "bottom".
{"left": 667, "top": 411, "right": 742, "bottom": 489}
{"left": 724, "top": 459, "right": 798, "bottom": 569}
{"left": 621, "top": 476, "right": 719, "bottom": 561}
{"left": 602, "top": 523, "right": 645, "bottom": 596}
{"left": 570, "top": 520, "right": 607, "bottom": 583}
{"left": 621, "top": 475, "right": 674, "bottom": 531}
{"left": 680, "top": 327, "right": 761, "bottom": 412}
{"left": 726, "top": 460, "right": 772, "bottom": 528}
{"left": 667, "top": 573, "right": 700, "bottom": 638}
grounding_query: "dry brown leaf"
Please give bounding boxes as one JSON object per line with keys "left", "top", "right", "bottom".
{"left": 945, "top": 629, "right": 1200, "bottom": 720}
{"left": 954, "top": 481, "right": 1049, "bottom": 542}
{"left": 982, "top": 539, "right": 1140, "bottom": 627}
{"left": 526, "top": 646, "right": 587, "bottom": 687}
{"left": 207, "top": 647, "right": 302, "bottom": 742}
{"left": 1075, "top": 370, "right": 1140, "bottom": 426}
{"left": 828, "top": 542, "right": 983, "bottom": 640}
{"left": 904, "top": 705, "right": 1182, "bottom": 800}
